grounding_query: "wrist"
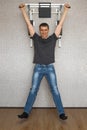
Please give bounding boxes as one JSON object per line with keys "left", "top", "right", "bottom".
{"left": 19, "top": 4, "right": 25, "bottom": 9}
{"left": 64, "top": 3, "right": 71, "bottom": 10}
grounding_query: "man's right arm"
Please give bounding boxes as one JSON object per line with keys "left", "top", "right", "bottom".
{"left": 19, "top": 4, "right": 35, "bottom": 37}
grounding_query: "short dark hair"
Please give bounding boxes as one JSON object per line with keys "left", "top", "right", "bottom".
{"left": 39, "top": 23, "right": 49, "bottom": 29}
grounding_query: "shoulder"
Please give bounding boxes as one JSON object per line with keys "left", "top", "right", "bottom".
{"left": 31, "top": 33, "right": 40, "bottom": 40}
{"left": 49, "top": 33, "right": 59, "bottom": 40}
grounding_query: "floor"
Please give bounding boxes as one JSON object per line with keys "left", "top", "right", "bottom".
{"left": 0, "top": 108, "right": 87, "bottom": 130}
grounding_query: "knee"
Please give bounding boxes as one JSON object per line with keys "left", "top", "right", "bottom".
{"left": 30, "top": 85, "right": 38, "bottom": 94}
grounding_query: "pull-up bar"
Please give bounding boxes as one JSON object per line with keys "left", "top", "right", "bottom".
{"left": 25, "top": 3, "right": 64, "bottom": 7}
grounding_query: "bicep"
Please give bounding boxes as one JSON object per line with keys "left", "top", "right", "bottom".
{"left": 27, "top": 24, "right": 35, "bottom": 37}
{"left": 54, "top": 25, "right": 62, "bottom": 38}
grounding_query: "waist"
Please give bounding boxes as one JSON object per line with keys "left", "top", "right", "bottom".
{"left": 36, "top": 63, "right": 53, "bottom": 67}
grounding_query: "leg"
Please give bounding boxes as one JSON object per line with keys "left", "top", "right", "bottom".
{"left": 18, "top": 64, "right": 44, "bottom": 118}
{"left": 45, "top": 65, "right": 67, "bottom": 120}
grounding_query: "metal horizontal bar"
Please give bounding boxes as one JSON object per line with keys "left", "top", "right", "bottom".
{"left": 39, "top": 3, "right": 51, "bottom": 6}
{"left": 28, "top": 11, "right": 61, "bottom": 14}
{"left": 25, "top": 3, "right": 64, "bottom": 7}
{"left": 39, "top": 6, "right": 50, "bottom": 8}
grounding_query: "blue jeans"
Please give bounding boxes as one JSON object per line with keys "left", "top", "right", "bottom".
{"left": 24, "top": 64, "right": 65, "bottom": 115}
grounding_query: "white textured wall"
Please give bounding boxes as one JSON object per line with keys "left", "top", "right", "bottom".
{"left": 0, "top": 0, "right": 87, "bottom": 107}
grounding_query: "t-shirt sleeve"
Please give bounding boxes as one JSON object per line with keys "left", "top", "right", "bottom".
{"left": 31, "top": 33, "right": 39, "bottom": 40}
{"left": 53, "top": 33, "right": 59, "bottom": 40}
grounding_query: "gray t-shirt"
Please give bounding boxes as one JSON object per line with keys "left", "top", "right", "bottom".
{"left": 31, "top": 33, "right": 58, "bottom": 65}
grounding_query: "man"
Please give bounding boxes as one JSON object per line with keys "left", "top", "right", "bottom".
{"left": 18, "top": 3, "right": 71, "bottom": 120}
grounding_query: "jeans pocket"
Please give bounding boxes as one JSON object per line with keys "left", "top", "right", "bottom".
{"left": 48, "top": 64, "right": 54, "bottom": 71}
{"left": 35, "top": 64, "right": 42, "bottom": 71}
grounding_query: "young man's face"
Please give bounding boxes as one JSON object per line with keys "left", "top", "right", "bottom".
{"left": 39, "top": 26, "right": 49, "bottom": 39}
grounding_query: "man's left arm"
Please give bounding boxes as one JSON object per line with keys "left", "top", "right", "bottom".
{"left": 55, "top": 3, "right": 71, "bottom": 38}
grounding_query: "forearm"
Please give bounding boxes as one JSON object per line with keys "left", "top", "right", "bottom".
{"left": 20, "top": 7, "right": 31, "bottom": 27}
{"left": 59, "top": 8, "right": 69, "bottom": 27}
